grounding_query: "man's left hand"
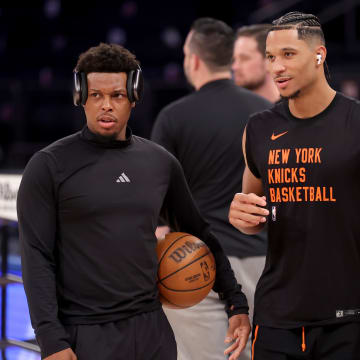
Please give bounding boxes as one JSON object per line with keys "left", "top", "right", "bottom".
{"left": 224, "top": 314, "right": 251, "bottom": 360}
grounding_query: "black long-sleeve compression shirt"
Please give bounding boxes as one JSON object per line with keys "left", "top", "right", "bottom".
{"left": 17, "top": 126, "right": 248, "bottom": 358}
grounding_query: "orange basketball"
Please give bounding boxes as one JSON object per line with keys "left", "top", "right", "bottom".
{"left": 156, "top": 232, "right": 216, "bottom": 309}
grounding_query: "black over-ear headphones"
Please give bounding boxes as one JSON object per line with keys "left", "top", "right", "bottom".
{"left": 73, "top": 66, "right": 144, "bottom": 106}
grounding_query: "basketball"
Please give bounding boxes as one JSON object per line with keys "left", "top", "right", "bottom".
{"left": 156, "top": 232, "right": 216, "bottom": 309}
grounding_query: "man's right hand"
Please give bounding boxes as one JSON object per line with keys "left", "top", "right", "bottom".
{"left": 44, "top": 348, "right": 77, "bottom": 360}
{"left": 229, "top": 193, "right": 269, "bottom": 234}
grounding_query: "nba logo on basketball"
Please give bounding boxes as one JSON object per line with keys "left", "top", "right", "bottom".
{"left": 200, "top": 261, "right": 210, "bottom": 281}
{"left": 272, "top": 206, "right": 276, "bottom": 221}
{"left": 336, "top": 310, "right": 344, "bottom": 318}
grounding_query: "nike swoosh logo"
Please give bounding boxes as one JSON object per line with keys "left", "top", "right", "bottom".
{"left": 271, "top": 131, "right": 288, "bottom": 140}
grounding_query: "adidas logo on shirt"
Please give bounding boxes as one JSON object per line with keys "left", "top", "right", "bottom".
{"left": 116, "top": 172, "right": 131, "bottom": 183}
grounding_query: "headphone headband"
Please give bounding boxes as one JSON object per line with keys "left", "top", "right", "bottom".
{"left": 73, "top": 67, "right": 143, "bottom": 106}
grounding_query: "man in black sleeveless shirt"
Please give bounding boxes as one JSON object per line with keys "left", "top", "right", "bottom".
{"left": 17, "top": 43, "right": 250, "bottom": 360}
{"left": 229, "top": 11, "right": 360, "bottom": 360}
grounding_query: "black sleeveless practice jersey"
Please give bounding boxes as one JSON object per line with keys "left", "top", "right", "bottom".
{"left": 246, "top": 92, "right": 360, "bottom": 328}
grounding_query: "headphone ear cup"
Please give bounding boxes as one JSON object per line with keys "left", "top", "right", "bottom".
{"left": 127, "top": 68, "right": 144, "bottom": 103}
{"left": 80, "top": 72, "right": 88, "bottom": 105}
{"left": 73, "top": 72, "right": 81, "bottom": 106}
{"left": 133, "top": 68, "right": 144, "bottom": 102}
{"left": 73, "top": 72, "right": 88, "bottom": 106}
{"left": 127, "top": 70, "right": 135, "bottom": 103}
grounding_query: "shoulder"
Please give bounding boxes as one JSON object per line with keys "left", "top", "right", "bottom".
{"left": 336, "top": 92, "right": 360, "bottom": 113}
{"left": 157, "top": 92, "right": 197, "bottom": 118}
{"left": 24, "top": 132, "right": 80, "bottom": 168}
{"left": 133, "top": 135, "right": 177, "bottom": 159}
{"left": 229, "top": 84, "right": 272, "bottom": 107}
{"left": 248, "top": 99, "right": 286, "bottom": 128}
{"left": 40, "top": 131, "right": 82, "bottom": 160}
{"left": 132, "top": 135, "right": 181, "bottom": 171}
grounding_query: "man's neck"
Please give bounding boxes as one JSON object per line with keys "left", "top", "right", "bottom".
{"left": 194, "top": 71, "right": 231, "bottom": 91}
{"left": 288, "top": 80, "right": 336, "bottom": 119}
{"left": 254, "top": 74, "right": 280, "bottom": 103}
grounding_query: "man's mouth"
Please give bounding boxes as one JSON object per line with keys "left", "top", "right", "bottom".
{"left": 98, "top": 115, "right": 116, "bottom": 129}
{"left": 275, "top": 77, "right": 292, "bottom": 89}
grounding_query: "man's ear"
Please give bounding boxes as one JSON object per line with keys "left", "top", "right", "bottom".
{"left": 315, "top": 45, "right": 327, "bottom": 65}
{"left": 193, "top": 53, "right": 201, "bottom": 71}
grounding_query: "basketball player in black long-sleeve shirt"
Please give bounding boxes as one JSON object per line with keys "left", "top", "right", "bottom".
{"left": 229, "top": 12, "right": 360, "bottom": 359}
{"left": 17, "top": 43, "right": 250, "bottom": 360}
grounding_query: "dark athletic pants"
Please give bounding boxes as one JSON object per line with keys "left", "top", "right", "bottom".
{"left": 64, "top": 308, "right": 177, "bottom": 360}
{"left": 251, "top": 322, "right": 360, "bottom": 360}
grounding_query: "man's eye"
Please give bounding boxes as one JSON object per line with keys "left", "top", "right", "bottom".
{"left": 90, "top": 93, "right": 99, "bottom": 97}
{"left": 285, "top": 52, "right": 294, "bottom": 57}
{"left": 114, "top": 93, "right": 124, "bottom": 98}
{"left": 266, "top": 55, "right": 274, "bottom": 61}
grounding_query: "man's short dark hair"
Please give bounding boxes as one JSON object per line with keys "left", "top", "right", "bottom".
{"left": 271, "top": 11, "right": 325, "bottom": 45}
{"left": 75, "top": 43, "right": 139, "bottom": 74}
{"left": 235, "top": 24, "right": 272, "bottom": 57}
{"left": 189, "top": 17, "right": 235, "bottom": 72}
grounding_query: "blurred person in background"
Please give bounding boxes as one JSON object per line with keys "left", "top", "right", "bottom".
{"left": 151, "top": 18, "right": 271, "bottom": 360}
{"left": 232, "top": 24, "right": 279, "bottom": 103}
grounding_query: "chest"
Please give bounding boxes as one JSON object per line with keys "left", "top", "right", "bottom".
{"left": 57, "top": 151, "right": 170, "bottom": 220}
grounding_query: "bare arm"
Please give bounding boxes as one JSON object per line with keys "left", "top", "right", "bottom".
{"left": 228, "top": 127, "right": 269, "bottom": 235}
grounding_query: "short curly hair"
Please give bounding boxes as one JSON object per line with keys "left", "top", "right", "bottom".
{"left": 74, "top": 43, "right": 140, "bottom": 74}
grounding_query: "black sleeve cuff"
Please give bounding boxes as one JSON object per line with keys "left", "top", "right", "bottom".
{"left": 36, "top": 327, "right": 71, "bottom": 359}
{"left": 218, "top": 284, "right": 249, "bottom": 318}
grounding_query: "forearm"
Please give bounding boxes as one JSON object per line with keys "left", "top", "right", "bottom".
{"left": 163, "top": 158, "right": 248, "bottom": 317}
{"left": 201, "top": 230, "right": 249, "bottom": 316}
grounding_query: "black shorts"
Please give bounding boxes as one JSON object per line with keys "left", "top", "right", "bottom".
{"left": 251, "top": 322, "right": 360, "bottom": 360}
{"left": 64, "top": 308, "right": 177, "bottom": 360}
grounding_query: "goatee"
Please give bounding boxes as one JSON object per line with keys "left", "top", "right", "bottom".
{"left": 280, "top": 89, "right": 301, "bottom": 100}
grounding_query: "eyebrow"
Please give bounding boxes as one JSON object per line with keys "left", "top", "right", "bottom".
{"left": 265, "top": 47, "right": 298, "bottom": 54}
{"left": 89, "top": 88, "right": 126, "bottom": 92}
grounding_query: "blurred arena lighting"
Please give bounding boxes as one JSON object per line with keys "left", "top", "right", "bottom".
{"left": 44, "top": 0, "right": 61, "bottom": 19}
{"left": 107, "top": 27, "right": 127, "bottom": 45}
{"left": 163, "top": 63, "right": 182, "bottom": 82}
{"left": 39, "top": 67, "right": 53, "bottom": 88}
{"left": 249, "top": 0, "right": 303, "bottom": 23}
{"left": 52, "top": 34, "right": 67, "bottom": 51}
{"left": 161, "top": 27, "right": 182, "bottom": 48}
{"left": 121, "top": 0, "right": 138, "bottom": 18}
{"left": 340, "top": 79, "right": 359, "bottom": 98}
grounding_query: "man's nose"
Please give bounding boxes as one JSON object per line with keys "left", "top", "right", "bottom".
{"left": 102, "top": 96, "right": 113, "bottom": 111}
{"left": 272, "top": 59, "right": 286, "bottom": 75}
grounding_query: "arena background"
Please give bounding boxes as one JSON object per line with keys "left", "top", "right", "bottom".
{"left": 0, "top": 1, "right": 359, "bottom": 359}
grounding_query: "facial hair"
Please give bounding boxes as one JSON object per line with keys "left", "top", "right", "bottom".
{"left": 280, "top": 89, "right": 301, "bottom": 100}
{"left": 243, "top": 74, "right": 266, "bottom": 91}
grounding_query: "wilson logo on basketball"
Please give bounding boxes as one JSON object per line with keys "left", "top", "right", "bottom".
{"left": 156, "top": 232, "right": 216, "bottom": 309}
{"left": 168, "top": 241, "right": 205, "bottom": 263}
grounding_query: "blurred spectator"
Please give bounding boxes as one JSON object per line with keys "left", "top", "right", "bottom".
{"left": 232, "top": 24, "right": 279, "bottom": 103}
{"left": 340, "top": 79, "right": 359, "bottom": 99}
